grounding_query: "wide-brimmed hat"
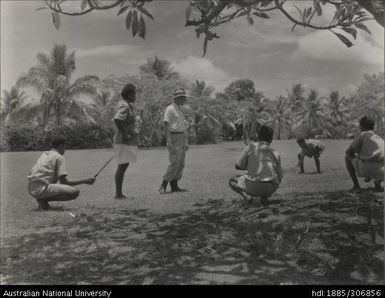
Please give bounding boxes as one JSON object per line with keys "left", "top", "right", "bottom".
{"left": 173, "top": 88, "right": 187, "bottom": 99}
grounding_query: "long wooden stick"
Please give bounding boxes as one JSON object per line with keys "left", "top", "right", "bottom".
{"left": 94, "top": 153, "right": 115, "bottom": 179}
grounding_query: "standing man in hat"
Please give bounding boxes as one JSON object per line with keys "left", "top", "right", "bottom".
{"left": 159, "top": 88, "right": 189, "bottom": 193}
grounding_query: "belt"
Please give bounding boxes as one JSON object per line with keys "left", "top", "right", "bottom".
{"left": 170, "top": 131, "right": 185, "bottom": 134}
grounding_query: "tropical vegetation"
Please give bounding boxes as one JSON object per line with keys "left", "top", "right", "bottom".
{"left": 1, "top": 44, "right": 384, "bottom": 152}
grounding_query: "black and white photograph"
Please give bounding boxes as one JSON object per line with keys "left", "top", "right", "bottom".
{"left": 0, "top": 0, "right": 384, "bottom": 287}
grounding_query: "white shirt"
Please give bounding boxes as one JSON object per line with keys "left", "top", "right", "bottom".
{"left": 164, "top": 103, "right": 188, "bottom": 132}
{"left": 28, "top": 149, "right": 68, "bottom": 185}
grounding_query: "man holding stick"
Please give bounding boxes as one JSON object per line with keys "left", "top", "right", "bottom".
{"left": 113, "top": 83, "right": 139, "bottom": 199}
{"left": 28, "top": 135, "right": 95, "bottom": 210}
{"left": 159, "top": 88, "right": 189, "bottom": 193}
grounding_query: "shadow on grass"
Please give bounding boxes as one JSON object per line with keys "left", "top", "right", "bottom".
{"left": 1, "top": 191, "right": 383, "bottom": 285}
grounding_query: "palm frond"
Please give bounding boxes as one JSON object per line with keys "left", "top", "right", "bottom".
{"left": 68, "top": 82, "right": 99, "bottom": 99}
{"left": 16, "top": 73, "right": 47, "bottom": 94}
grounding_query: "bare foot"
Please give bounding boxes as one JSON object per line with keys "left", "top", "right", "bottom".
{"left": 349, "top": 186, "right": 361, "bottom": 193}
{"left": 37, "top": 199, "right": 51, "bottom": 211}
{"left": 114, "top": 195, "right": 128, "bottom": 199}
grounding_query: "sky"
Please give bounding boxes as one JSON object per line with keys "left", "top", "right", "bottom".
{"left": 1, "top": 0, "right": 384, "bottom": 100}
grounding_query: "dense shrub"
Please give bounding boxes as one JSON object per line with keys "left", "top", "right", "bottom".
{"left": 1, "top": 123, "right": 113, "bottom": 152}
{"left": 195, "top": 124, "right": 222, "bottom": 145}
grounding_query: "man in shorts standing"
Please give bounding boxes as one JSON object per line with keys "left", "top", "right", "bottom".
{"left": 113, "top": 83, "right": 139, "bottom": 199}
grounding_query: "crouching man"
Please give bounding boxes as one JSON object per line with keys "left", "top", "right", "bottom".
{"left": 345, "top": 116, "right": 384, "bottom": 192}
{"left": 229, "top": 125, "right": 283, "bottom": 204}
{"left": 28, "top": 135, "right": 95, "bottom": 210}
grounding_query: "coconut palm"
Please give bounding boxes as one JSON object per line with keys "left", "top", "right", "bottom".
{"left": 271, "top": 96, "right": 291, "bottom": 140}
{"left": 327, "top": 91, "right": 350, "bottom": 138}
{"left": 190, "top": 80, "right": 214, "bottom": 97}
{"left": 297, "top": 89, "right": 330, "bottom": 138}
{"left": 186, "top": 96, "right": 235, "bottom": 143}
{"left": 16, "top": 44, "right": 101, "bottom": 127}
{"left": 286, "top": 83, "right": 305, "bottom": 139}
{"left": 0, "top": 86, "right": 28, "bottom": 127}
{"left": 139, "top": 56, "right": 177, "bottom": 80}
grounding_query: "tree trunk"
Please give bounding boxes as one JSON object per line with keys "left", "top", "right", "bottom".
{"left": 56, "top": 101, "right": 61, "bottom": 126}
{"left": 277, "top": 119, "right": 281, "bottom": 140}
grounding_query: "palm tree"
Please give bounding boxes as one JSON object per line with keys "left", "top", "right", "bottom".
{"left": 286, "top": 83, "right": 304, "bottom": 139}
{"left": 139, "top": 56, "right": 177, "bottom": 80}
{"left": 186, "top": 96, "right": 234, "bottom": 142}
{"left": 271, "top": 96, "right": 291, "bottom": 140}
{"left": 190, "top": 80, "right": 214, "bottom": 97}
{"left": 327, "top": 91, "right": 349, "bottom": 138}
{"left": 0, "top": 86, "right": 28, "bottom": 127}
{"left": 16, "top": 44, "right": 101, "bottom": 127}
{"left": 297, "top": 89, "right": 330, "bottom": 138}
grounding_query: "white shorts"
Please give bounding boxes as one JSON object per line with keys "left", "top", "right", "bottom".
{"left": 352, "top": 157, "right": 384, "bottom": 181}
{"left": 114, "top": 144, "right": 137, "bottom": 164}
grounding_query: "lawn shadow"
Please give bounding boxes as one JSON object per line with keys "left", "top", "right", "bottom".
{"left": 1, "top": 191, "right": 383, "bottom": 285}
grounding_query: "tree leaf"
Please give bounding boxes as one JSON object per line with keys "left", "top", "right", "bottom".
{"left": 332, "top": 31, "right": 353, "bottom": 47}
{"left": 306, "top": 7, "right": 312, "bottom": 19}
{"left": 80, "top": 0, "right": 87, "bottom": 11}
{"left": 355, "top": 23, "right": 371, "bottom": 35}
{"left": 341, "top": 27, "right": 357, "bottom": 40}
{"left": 185, "top": 3, "right": 192, "bottom": 20}
{"left": 252, "top": 12, "right": 269, "bottom": 19}
{"left": 139, "top": 7, "right": 154, "bottom": 20}
{"left": 138, "top": 15, "right": 146, "bottom": 39}
{"left": 117, "top": 6, "right": 129, "bottom": 16}
{"left": 132, "top": 10, "right": 139, "bottom": 37}
{"left": 36, "top": 7, "right": 47, "bottom": 11}
{"left": 52, "top": 12, "right": 61, "bottom": 30}
{"left": 126, "top": 10, "right": 133, "bottom": 31}
{"left": 313, "top": 0, "right": 322, "bottom": 16}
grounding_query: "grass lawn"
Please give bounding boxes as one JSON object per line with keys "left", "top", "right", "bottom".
{"left": 0, "top": 140, "right": 383, "bottom": 284}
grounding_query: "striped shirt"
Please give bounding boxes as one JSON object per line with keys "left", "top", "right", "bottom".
{"left": 301, "top": 139, "right": 325, "bottom": 158}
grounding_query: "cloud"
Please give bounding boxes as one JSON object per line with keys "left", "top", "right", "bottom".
{"left": 171, "top": 56, "right": 232, "bottom": 91}
{"left": 74, "top": 45, "right": 143, "bottom": 58}
{"left": 292, "top": 22, "right": 384, "bottom": 66}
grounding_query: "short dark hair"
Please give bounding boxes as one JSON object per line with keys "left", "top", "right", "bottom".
{"left": 121, "top": 83, "right": 136, "bottom": 101}
{"left": 359, "top": 116, "right": 375, "bottom": 131}
{"left": 258, "top": 125, "right": 274, "bottom": 143}
{"left": 296, "top": 137, "right": 305, "bottom": 144}
{"left": 51, "top": 134, "right": 66, "bottom": 149}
